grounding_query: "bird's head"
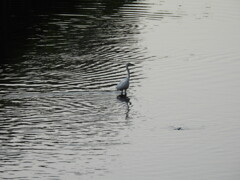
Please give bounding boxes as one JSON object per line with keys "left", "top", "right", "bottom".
{"left": 126, "top": 63, "right": 134, "bottom": 67}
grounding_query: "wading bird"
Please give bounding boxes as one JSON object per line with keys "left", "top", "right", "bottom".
{"left": 116, "top": 63, "right": 134, "bottom": 95}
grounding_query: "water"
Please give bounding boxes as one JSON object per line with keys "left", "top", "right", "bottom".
{"left": 1, "top": 0, "right": 240, "bottom": 179}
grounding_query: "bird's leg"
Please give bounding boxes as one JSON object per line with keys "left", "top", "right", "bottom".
{"left": 124, "top": 89, "right": 127, "bottom": 96}
{"left": 121, "top": 90, "right": 123, "bottom": 95}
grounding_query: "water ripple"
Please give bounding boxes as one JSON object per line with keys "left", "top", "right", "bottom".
{"left": 1, "top": 0, "right": 240, "bottom": 179}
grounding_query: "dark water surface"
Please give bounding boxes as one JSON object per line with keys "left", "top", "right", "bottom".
{"left": 1, "top": 0, "right": 240, "bottom": 179}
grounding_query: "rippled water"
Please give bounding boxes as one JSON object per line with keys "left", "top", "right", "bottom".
{"left": 1, "top": 0, "right": 240, "bottom": 179}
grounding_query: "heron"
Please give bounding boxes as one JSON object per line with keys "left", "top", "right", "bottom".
{"left": 116, "top": 63, "right": 134, "bottom": 95}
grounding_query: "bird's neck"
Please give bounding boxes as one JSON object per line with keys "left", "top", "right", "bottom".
{"left": 126, "top": 66, "right": 130, "bottom": 79}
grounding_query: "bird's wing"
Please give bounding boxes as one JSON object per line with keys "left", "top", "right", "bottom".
{"left": 116, "top": 77, "right": 129, "bottom": 90}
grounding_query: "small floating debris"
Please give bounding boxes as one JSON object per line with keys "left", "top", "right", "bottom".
{"left": 173, "top": 127, "right": 184, "bottom": 130}
{"left": 170, "top": 126, "right": 191, "bottom": 131}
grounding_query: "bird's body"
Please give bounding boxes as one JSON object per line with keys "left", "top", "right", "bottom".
{"left": 116, "top": 63, "right": 134, "bottom": 95}
{"left": 116, "top": 77, "right": 129, "bottom": 91}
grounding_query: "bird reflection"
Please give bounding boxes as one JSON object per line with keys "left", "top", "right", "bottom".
{"left": 117, "top": 94, "right": 131, "bottom": 119}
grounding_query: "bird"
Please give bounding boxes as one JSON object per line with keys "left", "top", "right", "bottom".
{"left": 116, "top": 63, "right": 134, "bottom": 95}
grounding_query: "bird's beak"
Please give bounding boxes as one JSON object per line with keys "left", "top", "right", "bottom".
{"left": 129, "top": 63, "right": 134, "bottom": 66}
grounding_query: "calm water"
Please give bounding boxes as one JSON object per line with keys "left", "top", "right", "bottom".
{"left": 1, "top": 0, "right": 240, "bottom": 179}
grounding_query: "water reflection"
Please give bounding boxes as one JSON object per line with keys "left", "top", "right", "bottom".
{"left": 117, "top": 94, "right": 131, "bottom": 119}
